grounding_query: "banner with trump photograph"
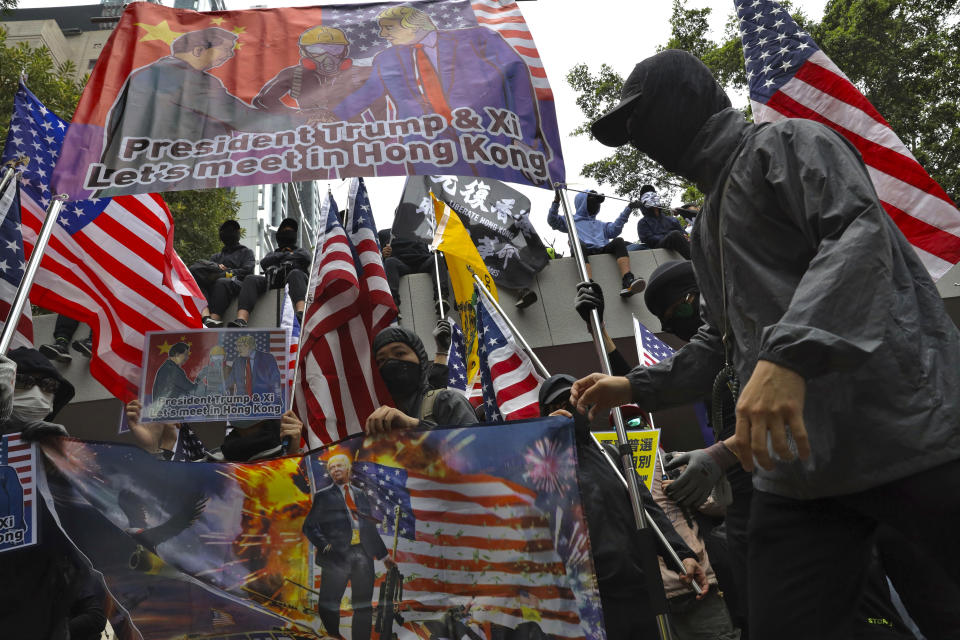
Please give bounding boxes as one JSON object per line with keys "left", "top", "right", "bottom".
{"left": 37, "top": 417, "right": 604, "bottom": 639}
{"left": 51, "top": 0, "right": 566, "bottom": 200}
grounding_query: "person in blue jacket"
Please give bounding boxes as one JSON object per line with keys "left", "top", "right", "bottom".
{"left": 636, "top": 188, "right": 691, "bottom": 259}
{"left": 547, "top": 190, "right": 645, "bottom": 296}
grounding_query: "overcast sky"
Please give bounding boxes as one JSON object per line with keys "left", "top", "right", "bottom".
{"left": 17, "top": 0, "right": 827, "bottom": 245}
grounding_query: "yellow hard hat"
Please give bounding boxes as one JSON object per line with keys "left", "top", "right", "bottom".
{"left": 299, "top": 25, "right": 348, "bottom": 47}
{"left": 210, "top": 345, "right": 226, "bottom": 356}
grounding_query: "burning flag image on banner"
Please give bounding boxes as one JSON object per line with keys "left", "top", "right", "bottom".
{"left": 51, "top": 0, "right": 566, "bottom": 200}
{"left": 39, "top": 418, "right": 601, "bottom": 639}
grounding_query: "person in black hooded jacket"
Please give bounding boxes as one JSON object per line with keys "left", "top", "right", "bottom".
{"left": 191, "top": 219, "right": 256, "bottom": 328}
{"left": 229, "top": 217, "right": 312, "bottom": 328}
{"left": 574, "top": 49, "right": 960, "bottom": 639}
{"left": 365, "top": 326, "right": 477, "bottom": 435}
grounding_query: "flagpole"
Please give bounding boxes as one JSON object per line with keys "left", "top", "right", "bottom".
{"left": 0, "top": 166, "right": 17, "bottom": 196}
{"left": 470, "top": 270, "right": 700, "bottom": 598}
{"left": 554, "top": 184, "right": 675, "bottom": 639}
{"left": 0, "top": 193, "right": 67, "bottom": 355}
{"left": 434, "top": 251, "right": 447, "bottom": 318}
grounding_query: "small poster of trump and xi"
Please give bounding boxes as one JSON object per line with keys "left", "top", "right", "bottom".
{"left": 139, "top": 328, "right": 288, "bottom": 423}
{"left": 51, "top": 0, "right": 566, "bottom": 200}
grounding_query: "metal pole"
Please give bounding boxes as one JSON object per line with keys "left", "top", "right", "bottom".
{"left": 554, "top": 184, "right": 674, "bottom": 639}
{"left": 0, "top": 192, "right": 67, "bottom": 355}
{"left": 434, "top": 251, "right": 447, "bottom": 318}
{"left": 0, "top": 166, "right": 17, "bottom": 196}
{"left": 472, "top": 273, "right": 698, "bottom": 594}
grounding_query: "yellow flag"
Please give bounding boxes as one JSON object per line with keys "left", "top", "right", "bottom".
{"left": 432, "top": 194, "right": 497, "bottom": 383}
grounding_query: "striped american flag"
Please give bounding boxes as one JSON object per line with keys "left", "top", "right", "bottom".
{"left": 471, "top": 0, "right": 553, "bottom": 101}
{"left": 738, "top": 0, "right": 960, "bottom": 278}
{"left": 1, "top": 82, "right": 204, "bottom": 401}
{"left": 0, "top": 178, "right": 32, "bottom": 349}
{"left": 0, "top": 433, "right": 37, "bottom": 552}
{"left": 476, "top": 291, "right": 543, "bottom": 420}
{"left": 280, "top": 284, "right": 301, "bottom": 402}
{"left": 294, "top": 181, "right": 397, "bottom": 447}
{"left": 635, "top": 318, "right": 674, "bottom": 367}
{"left": 354, "top": 462, "right": 585, "bottom": 638}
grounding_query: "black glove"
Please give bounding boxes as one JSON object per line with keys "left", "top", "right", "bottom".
{"left": 629, "top": 200, "right": 642, "bottom": 209}
{"left": 20, "top": 421, "right": 69, "bottom": 442}
{"left": 664, "top": 447, "right": 724, "bottom": 508}
{"left": 574, "top": 281, "right": 603, "bottom": 325}
{"left": 433, "top": 319, "right": 452, "bottom": 353}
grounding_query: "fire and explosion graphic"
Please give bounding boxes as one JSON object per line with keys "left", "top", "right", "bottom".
{"left": 38, "top": 418, "right": 604, "bottom": 640}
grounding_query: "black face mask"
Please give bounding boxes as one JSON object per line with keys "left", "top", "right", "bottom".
{"left": 276, "top": 229, "right": 297, "bottom": 248}
{"left": 586, "top": 194, "right": 603, "bottom": 216}
{"left": 219, "top": 228, "right": 240, "bottom": 246}
{"left": 664, "top": 300, "right": 702, "bottom": 341}
{"left": 379, "top": 359, "right": 422, "bottom": 399}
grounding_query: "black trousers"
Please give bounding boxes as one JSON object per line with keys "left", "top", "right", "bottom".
{"left": 195, "top": 277, "right": 241, "bottom": 316}
{"left": 748, "top": 458, "right": 960, "bottom": 639}
{"left": 237, "top": 270, "right": 308, "bottom": 313}
{"left": 656, "top": 230, "right": 692, "bottom": 259}
{"left": 584, "top": 236, "right": 629, "bottom": 260}
{"left": 722, "top": 469, "right": 753, "bottom": 638}
{"left": 52, "top": 314, "right": 89, "bottom": 341}
{"left": 317, "top": 545, "right": 376, "bottom": 640}
{"left": 383, "top": 255, "right": 448, "bottom": 302}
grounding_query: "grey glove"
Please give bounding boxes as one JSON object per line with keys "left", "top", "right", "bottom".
{"left": 433, "top": 319, "right": 452, "bottom": 353}
{"left": 0, "top": 355, "right": 15, "bottom": 423}
{"left": 664, "top": 447, "right": 724, "bottom": 508}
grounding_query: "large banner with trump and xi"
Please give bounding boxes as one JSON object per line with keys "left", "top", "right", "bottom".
{"left": 50, "top": 0, "right": 566, "bottom": 199}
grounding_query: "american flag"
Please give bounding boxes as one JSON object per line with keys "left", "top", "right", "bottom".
{"left": 210, "top": 609, "right": 235, "bottom": 628}
{"left": 472, "top": 0, "right": 553, "bottom": 101}
{"left": 476, "top": 291, "right": 543, "bottom": 421}
{"left": 339, "top": 460, "right": 585, "bottom": 637}
{"left": 446, "top": 317, "right": 469, "bottom": 392}
{"left": 634, "top": 316, "right": 674, "bottom": 366}
{"left": 294, "top": 186, "right": 397, "bottom": 447}
{"left": 738, "top": 0, "right": 960, "bottom": 279}
{"left": 280, "top": 283, "right": 301, "bottom": 402}
{"left": 0, "top": 178, "right": 32, "bottom": 349}
{"left": 0, "top": 433, "right": 37, "bottom": 552}
{"left": 1, "top": 82, "right": 204, "bottom": 401}
{"left": 346, "top": 177, "right": 396, "bottom": 333}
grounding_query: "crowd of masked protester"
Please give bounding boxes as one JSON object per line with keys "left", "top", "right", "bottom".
{"left": 2, "top": 173, "right": 948, "bottom": 640}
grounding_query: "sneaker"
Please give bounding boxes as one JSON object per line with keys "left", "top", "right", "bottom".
{"left": 203, "top": 317, "right": 223, "bottom": 328}
{"left": 72, "top": 336, "right": 93, "bottom": 357}
{"left": 227, "top": 318, "right": 248, "bottom": 328}
{"left": 514, "top": 287, "right": 538, "bottom": 309}
{"left": 40, "top": 337, "right": 72, "bottom": 364}
{"left": 620, "top": 273, "right": 646, "bottom": 297}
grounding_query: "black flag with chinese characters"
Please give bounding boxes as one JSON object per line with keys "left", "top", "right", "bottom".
{"left": 394, "top": 175, "right": 549, "bottom": 289}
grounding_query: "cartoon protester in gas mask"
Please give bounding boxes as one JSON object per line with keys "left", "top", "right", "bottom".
{"left": 253, "top": 25, "right": 386, "bottom": 122}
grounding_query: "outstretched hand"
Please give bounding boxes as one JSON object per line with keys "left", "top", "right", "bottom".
{"left": 569, "top": 373, "right": 632, "bottom": 421}
{"left": 365, "top": 405, "right": 419, "bottom": 435}
{"left": 734, "top": 360, "right": 810, "bottom": 471}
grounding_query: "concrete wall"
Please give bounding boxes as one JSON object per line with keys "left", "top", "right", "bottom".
{"left": 38, "top": 249, "right": 960, "bottom": 449}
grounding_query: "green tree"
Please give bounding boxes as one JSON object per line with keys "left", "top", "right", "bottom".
{"left": 0, "top": 27, "right": 242, "bottom": 266}
{"left": 567, "top": 0, "right": 960, "bottom": 202}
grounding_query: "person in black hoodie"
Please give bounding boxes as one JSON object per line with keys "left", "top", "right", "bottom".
{"left": 379, "top": 225, "right": 450, "bottom": 315}
{"left": 229, "top": 217, "right": 311, "bottom": 328}
{"left": 191, "top": 219, "right": 256, "bottom": 328}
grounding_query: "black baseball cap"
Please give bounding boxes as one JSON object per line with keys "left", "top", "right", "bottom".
{"left": 538, "top": 374, "right": 577, "bottom": 413}
{"left": 590, "top": 63, "right": 647, "bottom": 147}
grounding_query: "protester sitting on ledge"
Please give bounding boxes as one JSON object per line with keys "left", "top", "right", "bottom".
{"left": 636, "top": 187, "right": 691, "bottom": 259}
{"left": 190, "top": 220, "right": 255, "bottom": 328}
{"left": 379, "top": 226, "right": 450, "bottom": 317}
{"left": 547, "top": 189, "right": 645, "bottom": 296}
{"left": 125, "top": 398, "right": 303, "bottom": 462}
{"left": 365, "top": 326, "right": 477, "bottom": 435}
{"left": 229, "top": 218, "right": 311, "bottom": 328}
{"left": 39, "top": 314, "right": 94, "bottom": 364}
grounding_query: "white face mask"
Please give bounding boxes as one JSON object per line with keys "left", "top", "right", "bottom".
{"left": 12, "top": 384, "right": 55, "bottom": 422}
{"left": 210, "top": 355, "right": 224, "bottom": 366}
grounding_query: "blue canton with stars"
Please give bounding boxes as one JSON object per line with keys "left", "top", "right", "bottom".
{"left": 446, "top": 318, "right": 468, "bottom": 392}
{"left": 737, "top": 0, "right": 819, "bottom": 103}
{"left": 0, "top": 182, "right": 27, "bottom": 291}
{"left": 637, "top": 319, "right": 674, "bottom": 364}
{"left": 349, "top": 177, "right": 377, "bottom": 241}
{"left": 319, "top": 0, "right": 476, "bottom": 62}
{"left": 316, "top": 460, "right": 415, "bottom": 541}
{"left": 1, "top": 83, "right": 110, "bottom": 233}
{"left": 476, "top": 292, "right": 505, "bottom": 422}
